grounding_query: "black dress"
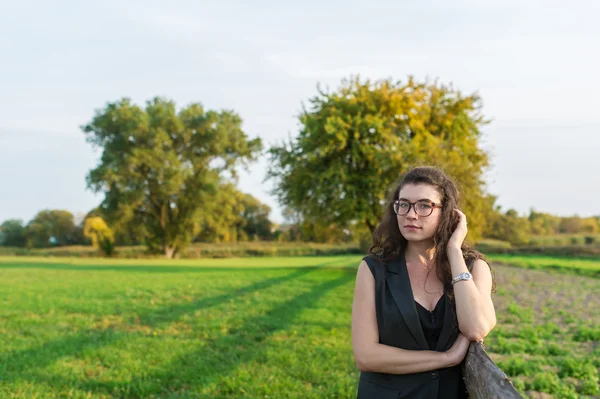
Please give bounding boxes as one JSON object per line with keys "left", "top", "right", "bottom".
{"left": 416, "top": 298, "right": 468, "bottom": 399}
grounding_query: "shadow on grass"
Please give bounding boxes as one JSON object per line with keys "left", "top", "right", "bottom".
{"left": 0, "top": 266, "right": 329, "bottom": 383}
{"left": 32, "top": 271, "right": 356, "bottom": 397}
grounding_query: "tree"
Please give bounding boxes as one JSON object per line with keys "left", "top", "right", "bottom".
{"left": 268, "top": 76, "right": 493, "bottom": 241}
{"left": 0, "top": 219, "right": 26, "bottom": 247}
{"left": 24, "top": 210, "right": 77, "bottom": 248}
{"left": 577, "top": 217, "right": 598, "bottom": 234}
{"left": 239, "top": 193, "right": 273, "bottom": 241}
{"left": 559, "top": 217, "right": 582, "bottom": 234}
{"left": 486, "top": 208, "right": 531, "bottom": 246}
{"left": 85, "top": 206, "right": 147, "bottom": 246}
{"left": 195, "top": 184, "right": 248, "bottom": 243}
{"left": 82, "top": 97, "right": 262, "bottom": 258}
{"left": 83, "top": 217, "right": 115, "bottom": 256}
{"left": 528, "top": 210, "right": 560, "bottom": 236}
{"left": 195, "top": 184, "right": 273, "bottom": 242}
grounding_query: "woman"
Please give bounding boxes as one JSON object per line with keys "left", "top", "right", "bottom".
{"left": 352, "top": 166, "right": 496, "bottom": 399}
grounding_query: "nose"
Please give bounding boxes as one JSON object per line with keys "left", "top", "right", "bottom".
{"left": 406, "top": 205, "right": 418, "bottom": 218}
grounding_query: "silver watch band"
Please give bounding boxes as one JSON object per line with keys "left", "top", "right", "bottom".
{"left": 451, "top": 272, "right": 472, "bottom": 285}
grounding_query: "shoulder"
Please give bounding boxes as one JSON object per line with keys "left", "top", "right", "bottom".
{"left": 463, "top": 249, "right": 494, "bottom": 280}
{"left": 361, "top": 254, "right": 386, "bottom": 270}
{"left": 462, "top": 249, "right": 489, "bottom": 270}
{"left": 359, "top": 254, "right": 391, "bottom": 281}
{"left": 362, "top": 254, "right": 384, "bottom": 264}
{"left": 467, "top": 256, "right": 495, "bottom": 293}
{"left": 471, "top": 258, "right": 492, "bottom": 278}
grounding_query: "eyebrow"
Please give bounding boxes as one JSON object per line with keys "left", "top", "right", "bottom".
{"left": 398, "top": 197, "right": 438, "bottom": 203}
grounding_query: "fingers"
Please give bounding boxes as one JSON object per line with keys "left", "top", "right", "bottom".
{"left": 454, "top": 209, "right": 468, "bottom": 225}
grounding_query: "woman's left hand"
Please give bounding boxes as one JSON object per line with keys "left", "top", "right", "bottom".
{"left": 447, "top": 208, "right": 468, "bottom": 250}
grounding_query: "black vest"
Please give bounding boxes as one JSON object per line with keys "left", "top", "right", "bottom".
{"left": 356, "top": 254, "right": 465, "bottom": 399}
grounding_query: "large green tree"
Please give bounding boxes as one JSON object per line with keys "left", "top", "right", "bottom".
{"left": 267, "top": 76, "right": 493, "bottom": 241}
{"left": 82, "top": 97, "right": 262, "bottom": 257}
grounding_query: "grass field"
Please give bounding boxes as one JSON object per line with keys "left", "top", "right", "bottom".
{"left": 0, "top": 256, "right": 598, "bottom": 398}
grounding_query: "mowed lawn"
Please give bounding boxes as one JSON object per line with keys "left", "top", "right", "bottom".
{"left": 0, "top": 256, "right": 361, "bottom": 399}
{"left": 0, "top": 255, "right": 599, "bottom": 398}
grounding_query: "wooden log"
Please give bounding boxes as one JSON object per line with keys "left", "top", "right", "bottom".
{"left": 463, "top": 342, "right": 524, "bottom": 399}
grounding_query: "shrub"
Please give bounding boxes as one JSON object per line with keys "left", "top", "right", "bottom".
{"left": 83, "top": 217, "right": 115, "bottom": 257}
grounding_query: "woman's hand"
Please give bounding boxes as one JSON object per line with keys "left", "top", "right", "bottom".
{"left": 444, "top": 333, "right": 471, "bottom": 367}
{"left": 447, "top": 208, "right": 468, "bottom": 250}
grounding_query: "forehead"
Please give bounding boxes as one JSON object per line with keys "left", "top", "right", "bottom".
{"left": 398, "top": 183, "right": 442, "bottom": 202}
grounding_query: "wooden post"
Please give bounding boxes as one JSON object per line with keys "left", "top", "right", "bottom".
{"left": 463, "top": 342, "right": 524, "bottom": 399}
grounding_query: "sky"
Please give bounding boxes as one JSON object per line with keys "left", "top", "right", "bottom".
{"left": 1, "top": 0, "right": 599, "bottom": 224}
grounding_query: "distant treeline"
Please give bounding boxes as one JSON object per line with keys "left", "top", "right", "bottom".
{"left": 484, "top": 209, "right": 600, "bottom": 246}
{"left": 2, "top": 76, "right": 599, "bottom": 257}
{"left": 1, "top": 206, "right": 598, "bottom": 252}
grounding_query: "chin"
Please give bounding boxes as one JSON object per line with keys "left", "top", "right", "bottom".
{"left": 401, "top": 230, "right": 434, "bottom": 242}
{"left": 400, "top": 230, "right": 421, "bottom": 240}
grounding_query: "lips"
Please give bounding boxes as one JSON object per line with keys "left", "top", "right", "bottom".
{"left": 404, "top": 225, "right": 420, "bottom": 229}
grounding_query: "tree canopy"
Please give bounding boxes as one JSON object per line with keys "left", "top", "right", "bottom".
{"left": 268, "top": 76, "right": 493, "bottom": 241}
{"left": 82, "top": 97, "right": 262, "bottom": 257}
{"left": 25, "top": 210, "right": 77, "bottom": 248}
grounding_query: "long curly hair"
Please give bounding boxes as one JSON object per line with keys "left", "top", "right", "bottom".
{"left": 369, "top": 166, "right": 495, "bottom": 298}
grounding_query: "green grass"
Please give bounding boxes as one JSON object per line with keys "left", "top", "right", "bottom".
{"left": 0, "top": 255, "right": 598, "bottom": 398}
{"left": 0, "top": 255, "right": 361, "bottom": 398}
{"left": 488, "top": 254, "right": 600, "bottom": 277}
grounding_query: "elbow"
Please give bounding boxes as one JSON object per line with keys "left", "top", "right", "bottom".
{"left": 461, "top": 318, "right": 496, "bottom": 342}
{"left": 463, "top": 328, "right": 486, "bottom": 342}
{"left": 354, "top": 352, "right": 372, "bottom": 372}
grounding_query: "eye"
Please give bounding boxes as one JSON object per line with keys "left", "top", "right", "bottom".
{"left": 417, "top": 202, "right": 433, "bottom": 210}
{"left": 398, "top": 201, "right": 410, "bottom": 208}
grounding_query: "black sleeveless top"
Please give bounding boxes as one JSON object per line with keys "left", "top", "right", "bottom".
{"left": 356, "top": 254, "right": 469, "bottom": 399}
{"left": 415, "top": 298, "right": 445, "bottom": 351}
{"left": 416, "top": 299, "right": 468, "bottom": 398}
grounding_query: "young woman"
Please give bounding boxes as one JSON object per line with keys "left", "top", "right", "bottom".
{"left": 352, "top": 166, "right": 496, "bottom": 399}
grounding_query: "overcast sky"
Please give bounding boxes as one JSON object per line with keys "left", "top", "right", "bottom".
{"left": 1, "top": 0, "right": 599, "bottom": 224}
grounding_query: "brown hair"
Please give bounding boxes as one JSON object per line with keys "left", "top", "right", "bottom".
{"left": 369, "top": 166, "right": 495, "bottom": 298}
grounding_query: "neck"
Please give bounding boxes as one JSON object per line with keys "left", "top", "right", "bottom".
{"left": 405, "top": 240, "right": 436, "bottom": 266}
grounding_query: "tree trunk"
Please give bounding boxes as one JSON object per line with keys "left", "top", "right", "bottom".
{"left": 463, "top": 342, "right": 523, "bottom": 399}
{"left": 164, "top": 246, "right": 176, "bottom": 259}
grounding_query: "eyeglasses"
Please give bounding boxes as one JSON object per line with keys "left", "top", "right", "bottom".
{"left": 393, "top": 200, "right": 442, "bottom": 217}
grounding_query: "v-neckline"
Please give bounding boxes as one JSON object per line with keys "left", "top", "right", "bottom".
{"left": 415, "top": 295, "right": 444, "bottom": 313}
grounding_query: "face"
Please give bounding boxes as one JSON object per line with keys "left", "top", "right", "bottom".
{"left": 395, "top": 183, "right": 443, "bottom": 242}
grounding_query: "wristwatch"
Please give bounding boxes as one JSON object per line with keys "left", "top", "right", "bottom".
{"left": 451, "top": 272, "right": 472, "bottom": 285}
